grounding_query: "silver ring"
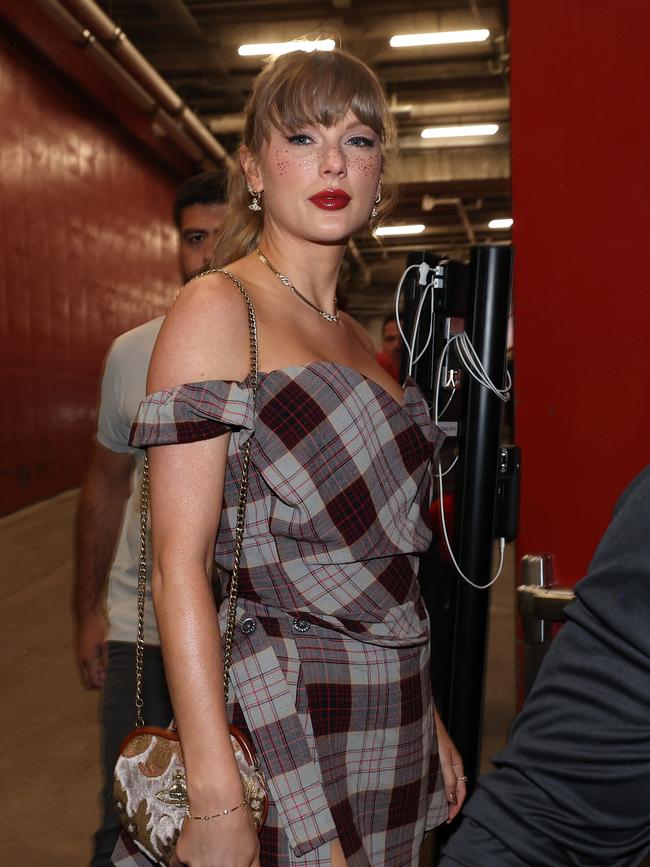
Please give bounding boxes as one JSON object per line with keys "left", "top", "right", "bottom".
{"left": 457, "top": 775, "right": 469, "bottom": 783}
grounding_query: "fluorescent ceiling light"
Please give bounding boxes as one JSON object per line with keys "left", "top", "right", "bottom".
{"left": 375, "top": 224, "right": 426, "bottom": 237}
{"left": 488, "top": 218, "right": 514, "bottom": 229}
{"left": 421, "top": 124, "right": 499, "bottom": 139}
{"left": 238, "top": 39, "right": 336, "bottom": 57}
{"left": 390, "top": 29, "right": 489, "bottom": 48}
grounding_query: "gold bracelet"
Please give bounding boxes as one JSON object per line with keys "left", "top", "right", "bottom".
{"left": 185, "top": 800, "right": 248, "bottom": 821}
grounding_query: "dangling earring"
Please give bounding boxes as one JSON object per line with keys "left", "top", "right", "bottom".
{"left": 371, "top": 181, "right": 382, "bottom": 219}
{"left": 247, "top": 183, "right": 262, "bottom": 212}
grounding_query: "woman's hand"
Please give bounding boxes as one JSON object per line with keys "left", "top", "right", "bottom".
{"left": 170, "top": 804, "right": 260, "bottom": 867}
{"left": 435, "top": 708, "right": 468, "bottom": 823}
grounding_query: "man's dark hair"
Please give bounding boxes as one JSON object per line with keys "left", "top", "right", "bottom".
{"left": 382, "top": 314, "right": 397, "bottom": 331}
{"left": 173, "top": 171, "right": 228, "bottom": 228}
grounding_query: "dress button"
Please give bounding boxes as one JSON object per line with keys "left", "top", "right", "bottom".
{"left": 239, "top": 616, "right": 257, "bottom": 635}
{"left": 292, "top": 617, "right": 311, "bottom": 633}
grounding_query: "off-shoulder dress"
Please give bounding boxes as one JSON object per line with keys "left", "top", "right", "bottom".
{"left": 118, "top": 348, "right": 448, "bottom": 866}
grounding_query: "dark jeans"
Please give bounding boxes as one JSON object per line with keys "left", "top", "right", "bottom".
{"left": 90, "top": 641, "right": 173, "bottom": 867}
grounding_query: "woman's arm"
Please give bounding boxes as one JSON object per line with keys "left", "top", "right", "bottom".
{"left": 146, "top": 273, "right": 260, "bottom": 866}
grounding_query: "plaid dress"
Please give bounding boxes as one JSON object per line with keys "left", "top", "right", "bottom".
{"left": 120, "top": 361, "right": 447, "bottom": 866}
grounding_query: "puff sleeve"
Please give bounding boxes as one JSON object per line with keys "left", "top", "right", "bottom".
{"left": 129, "top": 378, "right": 255, "bottom": 448}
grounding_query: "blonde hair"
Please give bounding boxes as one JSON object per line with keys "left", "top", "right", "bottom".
{"left": 212, "top": 49, "right": 397, "bottom": 268}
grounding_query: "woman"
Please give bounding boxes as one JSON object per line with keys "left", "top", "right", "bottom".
{"left": 131, "top": 48, "right": 466, "bottom": 867}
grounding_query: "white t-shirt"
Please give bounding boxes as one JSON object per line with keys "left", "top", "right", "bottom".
{"left": 97, "top": 316, "right": 164, "bottom": 645}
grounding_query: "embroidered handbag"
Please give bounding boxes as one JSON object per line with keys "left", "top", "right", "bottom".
{"left": 113, "top": 276, "right": 268, "bottom": 866}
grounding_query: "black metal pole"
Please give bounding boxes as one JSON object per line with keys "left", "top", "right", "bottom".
{"left": 446, "top": 245, "right": 513, "bottom": 787}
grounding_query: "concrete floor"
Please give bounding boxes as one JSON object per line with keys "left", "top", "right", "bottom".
{"left": 0, "top": 491, "right": 516, "bottom": 865}
{"left": 0, "top": 490, "right": 101, "bottom": 866}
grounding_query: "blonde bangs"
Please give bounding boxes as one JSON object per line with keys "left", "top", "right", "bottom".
{"left": 247, "top": 50, "right": 396, "bottom": 152}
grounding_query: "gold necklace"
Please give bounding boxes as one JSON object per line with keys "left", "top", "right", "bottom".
{"left": 255, "top": 248, "right": 340, "bottom": 324}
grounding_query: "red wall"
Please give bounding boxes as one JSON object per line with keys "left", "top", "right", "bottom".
{"left": 511, "top": 1, "right": 650, "bottom": 584}
{"left": 0, "top": 22, "right": 180, "bottom": 515}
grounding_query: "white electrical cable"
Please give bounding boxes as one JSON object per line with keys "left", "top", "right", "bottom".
{"left": 451, "top": 333, "right": 512, "bottom": 402}
{"left": 433, "top": 339, "right": 450, "bottom": 422}
{"left": 433, "top": 340, "right": 459, "bottom": 476}
{"left": 433, "top": 328, "right": 509, "bottom": 589}
{"left": 394, "top": 262, "right": 435, "bottom": 377}
{"left": 439, "top": 454, "right": 458, "bottom": 477}
{"left": 392, "top": 262, "right": 508, "bottom": 589}
{"left": 408, "top": 282, "right": 434, "bottom": 375}
{"left": 437, "top": 463, "right": 506, "bottom": 589}
{"left": 394, "top": 264, "right": 422, "bottom": 363}
{"left": 437, "top": 387, "right": 456, "bottom": 420}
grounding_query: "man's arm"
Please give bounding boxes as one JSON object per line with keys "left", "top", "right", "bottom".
{"left": 440, "top": 466, "right": 650, "bottom": 867}
{"left": 73, "top": 443, "right": 133, "bottom": 688}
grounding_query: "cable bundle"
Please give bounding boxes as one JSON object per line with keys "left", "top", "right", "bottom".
{"left": 393, "top": 262, "right": 509, "bottom": 589}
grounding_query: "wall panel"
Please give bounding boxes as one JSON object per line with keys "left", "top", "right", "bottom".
{"left": 510, "top": 0, "right": 650, "bottom": 584}
{"left": 0, "top": 23, "right": 179, "bottom": 515}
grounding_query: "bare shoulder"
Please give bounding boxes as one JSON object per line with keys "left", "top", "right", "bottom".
{"left": 341, "top": 311, "right": 376, "bottom": 359}
{"left": 147, "top": 271, "right": 252, "bottom": 392}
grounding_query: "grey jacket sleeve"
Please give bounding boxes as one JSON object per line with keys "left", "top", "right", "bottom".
{"left": 441, "top": 465, "right": 650, "bottom": 867}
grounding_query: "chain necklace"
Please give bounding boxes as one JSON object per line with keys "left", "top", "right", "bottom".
{"left": 255, "top": 248, "right": 340, "bottom": 324}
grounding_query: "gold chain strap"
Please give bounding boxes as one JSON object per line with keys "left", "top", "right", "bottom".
{"left": 134, "top": 269, "right": 259, "bottom": 724}
{"left": 220, "top": 272, "right": 259, "bottom": 702}
{"left": 135, "top": 452, "right": 150, "bottom": 726}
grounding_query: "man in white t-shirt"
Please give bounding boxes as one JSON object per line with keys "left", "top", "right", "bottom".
{"left": 73, "top": 171, "right": 227, "bottom": 867}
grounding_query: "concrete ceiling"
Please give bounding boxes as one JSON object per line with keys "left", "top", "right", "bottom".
{"left": 96, "top": 0, "right": 511, "bottom": 311}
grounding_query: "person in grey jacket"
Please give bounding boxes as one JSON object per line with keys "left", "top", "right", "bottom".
{"left": 440, "top": 465, "right": 650, "bottom": 867}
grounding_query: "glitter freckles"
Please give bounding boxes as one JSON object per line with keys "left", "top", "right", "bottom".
{"left": 273, "top": 148, "right": 381, "bottom": 179}
{"left": 275, "top": 150, "right": 291, "bottom": 176}
{"left": 347, "top": 152, "right": 381, "bottom": 177}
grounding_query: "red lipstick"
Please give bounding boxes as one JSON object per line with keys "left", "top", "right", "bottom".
{"left": 309, "top": 189, "right": 351, "bottom": 210}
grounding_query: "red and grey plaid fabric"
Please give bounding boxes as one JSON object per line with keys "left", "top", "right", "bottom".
{"left": 127, "top": 362, "right": 447, "bottom": 866}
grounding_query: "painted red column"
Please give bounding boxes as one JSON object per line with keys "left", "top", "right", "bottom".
{"left": 510, "top": 0, "right": 650, "bottom": 585}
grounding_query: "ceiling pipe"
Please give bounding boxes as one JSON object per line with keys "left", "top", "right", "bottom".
{"left": 32, "top": 0, "right": 87, "bottom": 43}
{"left": 206, "top": 97, "right": 510, "bottom": 136}
{"left": 36, "top": 0, "right": 158, "bottom": 112}
{"left": 208, "top": 114, "right": 246, "bottom": 135}
{"left": 394, "top": 97, "right": 509, "bottom": 119}
{"left": 153, "top": 113, "right": 204, "bottom": 162}
{"left": 36, "top": 0, "right": 233, "bottom": 168}
{"left": 59, "top": 0, "right": 184, "bottom": 110}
